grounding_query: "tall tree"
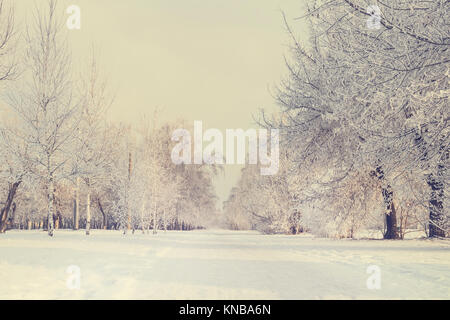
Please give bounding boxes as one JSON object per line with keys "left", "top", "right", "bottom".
{"left": 0, "top": 0, "right": 20, "bottom": 233}
{"left": 74, "top": 52, "right": 113, "bottom": 235}
{"left": 6, "top": 1, "right": 80, "bottom": 236}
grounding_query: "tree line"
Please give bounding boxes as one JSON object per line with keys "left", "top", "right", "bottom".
{"left": 0, "top": 1, "right": 218, "bottom": 236}
{"left": 224, "top": 0, "right": 449, "bottom": 239}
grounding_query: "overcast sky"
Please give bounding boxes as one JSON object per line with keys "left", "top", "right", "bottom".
{"left": 16, "top": 0, "right": 308, "bottom": 205}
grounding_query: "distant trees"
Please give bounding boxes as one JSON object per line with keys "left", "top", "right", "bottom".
{"left": 223, "top": 152, "right": 297, "bottom": 234}
{"left": 0, "top": 1, "right": 218, "bottom": 236}
{"left": 95, "top": 120, "right": 217, "bottom": 234}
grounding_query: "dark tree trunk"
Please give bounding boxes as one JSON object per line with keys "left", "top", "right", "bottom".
{"left": 371, "top": 166, "right": 399, "bottom": 239}
{"left": 97, "top": 198, "right": 107, "bottom": 230}
{"left": 0, "top": 181, "right": 21, "bottom": 233}
{"left": 428, "top": 136, "right": 450, "bottom": 237}
{"left": 428, "top": 173, "right": 445, "bottom": 237}
{"left": 383, "top": 186, "right": 399, "bottom": 239}
{"left": 427, "top": 141, "right": 447, "bottom": 237}
{"left": 416, "top": 131, "right": 447, "bottom": 238}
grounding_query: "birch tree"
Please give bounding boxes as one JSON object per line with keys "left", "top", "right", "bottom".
{"left": 74, "top": 52, "right": 113, "bottom": 235}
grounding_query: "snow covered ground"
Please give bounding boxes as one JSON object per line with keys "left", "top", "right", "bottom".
{"left": 0, "top": 229, "right": 449, "bottom": 299}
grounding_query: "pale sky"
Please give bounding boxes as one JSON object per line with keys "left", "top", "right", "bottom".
{"left": 16, "top": 0, "right": 308, "bottom": 205}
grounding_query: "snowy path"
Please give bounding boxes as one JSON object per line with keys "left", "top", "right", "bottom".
{"left": 0, "top": 229, "right": 449, "bottom": 299}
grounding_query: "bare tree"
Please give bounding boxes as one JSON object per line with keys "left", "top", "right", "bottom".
{"left": 0, "top": 0, "right": 19, "bottom": 233}
{"left": 6, "top": 1, "right": 80, "bottom": 236}
{"left": 0, "top": 0, "right": 16, "bottom": 81}
{"left": 74, "top": 51, "right": 113, "bottom": 235}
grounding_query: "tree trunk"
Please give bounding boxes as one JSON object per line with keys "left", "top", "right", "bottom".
{"left": 55, "top": 215, "right": 60, "bottom": 229}
{"left": 141, "top": 209, "right": 145, "bottom": 234}
{"left": 0, "top": 181, "right": 21, "bottom": 233}
{"left": 152, "top": 202, "right": 157, "bottom": 235}
{"left": 141, "top": 194, "right": 146, "bottom": 234}
{"left": 48, "top": 179, "right": 55, "bottom": 237}
{"left": 73, "top": 177, "right": 80, "bottom": 230}
{"left": 127, "top": 208, "right": 131, "bottom": 231}
{"left": 163, "top": 209, "right": 167, "bottom": 232}
{"left": 428, "top": 137, "right": 448, "bottom": 237}
{"left": 383, "top": 186, "right": 399, "bottom": 239}
{"left": 86, "top": 191, "right": 91, "bottom": 235}
{"left": 372, "top": 166, "right": 399, "bottom": 239}
{"left": 97, "top": 198, "right": 107, "bottom": 230}
{"left": 415, "top": 132, "right": 447, "bottom": 238}
{"left": 428, "top": 171, "right": 445, "bottom": 237}
{"left": 127, "top": 152, "right": 132, "bottom": 231}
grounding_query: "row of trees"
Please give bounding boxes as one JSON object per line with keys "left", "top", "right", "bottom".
{"left": 224, "top": 0, "right": 448, "bottom": 239}
{"left": 0, "top": 1, "right": 218, "bottom": 236}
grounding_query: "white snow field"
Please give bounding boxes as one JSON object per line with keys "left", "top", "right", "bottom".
{"left": 0, "top": 229, "right": 449, "bottom": 300}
